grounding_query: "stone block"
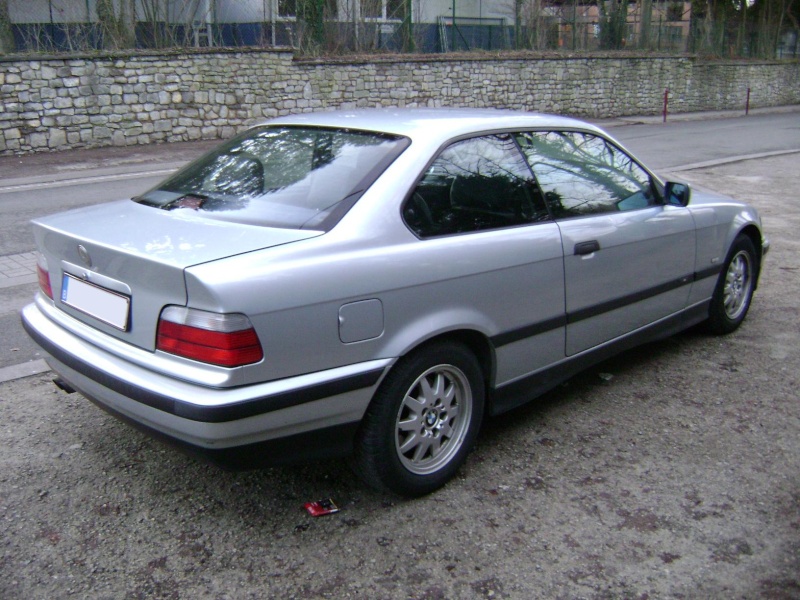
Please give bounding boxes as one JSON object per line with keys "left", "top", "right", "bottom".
{"left": 48, "top": 128, "right": 67, "bottom": 148}
{"left": 54, "top": 97, "right": 73, "bottom": 109}
{"left": 29, "top": 132, "right": 48, "bottom": 148}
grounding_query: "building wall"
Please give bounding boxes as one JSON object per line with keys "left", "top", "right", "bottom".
{"left": 0, "top": 49, "right": 798, "bottom": 154}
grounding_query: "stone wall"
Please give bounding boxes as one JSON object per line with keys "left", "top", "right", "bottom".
{"left": 1, "top": 49, "right": 798, "bottom": 154}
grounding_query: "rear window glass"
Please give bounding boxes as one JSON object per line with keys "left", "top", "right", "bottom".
{"left": 134, "top": 126, "right": 409, "bottom": 230}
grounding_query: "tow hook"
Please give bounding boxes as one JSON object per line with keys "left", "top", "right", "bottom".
{"left": 53, "top": 377, "right": 76, "bottom": 394}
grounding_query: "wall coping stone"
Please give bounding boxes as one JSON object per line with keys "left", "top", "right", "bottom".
{"left": 2, "top": 47, "right": 796, "bottom": 66}
{"left": 0, "top": 46, "right": 294, "bottom": 64}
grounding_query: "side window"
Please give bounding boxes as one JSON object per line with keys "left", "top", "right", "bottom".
{"left": 403, "top": 135, "right": 549, "bottom": 237}
{"left": 516, "top": 131, "right": 658, "bottom": 219}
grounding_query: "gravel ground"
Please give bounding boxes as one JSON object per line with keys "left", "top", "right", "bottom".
{"left": 1, "top": 153, "right": 798, "bottom": 599}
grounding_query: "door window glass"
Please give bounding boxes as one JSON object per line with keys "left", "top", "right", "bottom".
{"left": 404, "top": 135, "right": 549, "bottom": 237}
{"left": 516, "top": 131, "right": 657, "bottom": 218}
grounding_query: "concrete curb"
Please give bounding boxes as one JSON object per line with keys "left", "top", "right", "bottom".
{"left": 0, "top": 359, "right": 50, "bottom": 384}
{"left": 665, "top": 148, "right": 800, "bottom": 173}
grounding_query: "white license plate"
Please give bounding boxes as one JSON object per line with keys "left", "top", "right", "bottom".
{"left": 61, "top": 274, "right": 131, "bottom": 331}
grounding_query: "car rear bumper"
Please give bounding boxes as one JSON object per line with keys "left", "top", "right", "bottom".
{"left": 21, "top": 301, "right": 390, "bottom": 468}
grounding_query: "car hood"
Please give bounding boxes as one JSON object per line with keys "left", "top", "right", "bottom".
{"left": 687, "top": 186, "right": 739, "bottom": 207}
{"left": 31, "top": 200, "right": 322, "bottom": 351}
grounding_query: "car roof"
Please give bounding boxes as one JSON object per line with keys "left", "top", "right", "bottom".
{"left": 264, "top": 108, "right": 602, "bottom": 143}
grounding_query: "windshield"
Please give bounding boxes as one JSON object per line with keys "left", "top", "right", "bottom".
{"left": 134, "top": 126, "right": 409, "bottom": 230}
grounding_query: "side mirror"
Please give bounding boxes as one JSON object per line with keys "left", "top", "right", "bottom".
{"left": 664, "top": 181, "right": 691, "bottom": 207}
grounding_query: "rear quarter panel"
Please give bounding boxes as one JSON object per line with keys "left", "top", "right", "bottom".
{"left": 184, "top": 219, "right": 567, "bottom": 387}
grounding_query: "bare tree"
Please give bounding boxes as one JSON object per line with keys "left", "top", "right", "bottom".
{"left": 599, "top": 0, "right": 629, "bottom": 49}
{"left": 298, "top": 0, "right": 326, "bottom": 53}
{"left": 521, "top": 0, "right": 554, "bottom": 49}
{"left": 398, "top": 0, "right": 415, "bottom": 52}
{"left": 639, "top": 0, "right": 653, "bottom": 48}
{"left": 97, "top": 0, "right": 136, "bottom": 49}
{"left": 0, "top": 0, "right": 15, "bottom": 54}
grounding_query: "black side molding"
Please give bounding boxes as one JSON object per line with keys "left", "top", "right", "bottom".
{"left": 489, "top": 301, "right": 711, "bottom": 416}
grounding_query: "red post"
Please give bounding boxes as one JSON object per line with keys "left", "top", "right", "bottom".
{"left": 662, "top": 89, "right": 669, "bottom": 123}
{"left": 746, "top": 88, "right": 751, "bottom": 115}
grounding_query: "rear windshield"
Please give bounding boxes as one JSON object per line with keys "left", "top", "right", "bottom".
{"left": 134, "top": 126, "right": 409, "bottom": 230}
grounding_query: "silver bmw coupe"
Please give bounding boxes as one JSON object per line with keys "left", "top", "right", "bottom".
{"left": 22, "top": 109, "right": 768, "bottom": 496}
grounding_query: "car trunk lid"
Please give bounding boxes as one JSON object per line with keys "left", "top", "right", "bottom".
{"left": 32, "top": 200, "right": 322, "bottom": 351}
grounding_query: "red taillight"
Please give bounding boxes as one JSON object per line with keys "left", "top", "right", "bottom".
{"left": 36, "top": 253, "right": 53, "bottom": 299}
{"left": 156, "top": 307, "right": 263, "bottom": 368}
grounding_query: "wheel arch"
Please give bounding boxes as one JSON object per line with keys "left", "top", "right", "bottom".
{"left": 736, "top": 224, "right": 765, "bottom": 289}
{"left": 389, "top": 328, "right": 497, "bottom": 410}
{"left": 406, "top": 329, "right": 496, "bottom": 392}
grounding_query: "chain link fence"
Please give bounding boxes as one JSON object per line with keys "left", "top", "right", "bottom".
{"left": 0, "top": 0, "right": 797, "bottom": 57}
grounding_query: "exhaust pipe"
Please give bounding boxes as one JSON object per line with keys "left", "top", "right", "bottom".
{"left": 53, "top": 377, "right": 76, "bottom": 394}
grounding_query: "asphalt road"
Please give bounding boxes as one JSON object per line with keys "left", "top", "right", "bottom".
{"left": 0, "top": 137, "right": 798, "bottom": 598}
{"left": 610, "top": 110, "right": 800, "bottom": 170}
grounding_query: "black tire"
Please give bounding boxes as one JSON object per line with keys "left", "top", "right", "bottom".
{"left": 352, "top": 342, "right": 485, "bottom": 497}
{"left": 706, "top": 234, "right": 757, "bottom": 335}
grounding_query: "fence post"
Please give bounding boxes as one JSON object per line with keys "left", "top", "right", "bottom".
{"left": 662, "top": 88, "right": 669, "bottom": 123}
{"left": 746, "top": 87, "right": 751, "bottom": 115}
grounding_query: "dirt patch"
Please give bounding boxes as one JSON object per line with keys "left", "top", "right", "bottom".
{"left": 1, "top": 154, "right": 798, "bottom": 598}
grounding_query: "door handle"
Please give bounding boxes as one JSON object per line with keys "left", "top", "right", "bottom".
{"left": 574, "top": 240, "right": 600, "bottom": 256}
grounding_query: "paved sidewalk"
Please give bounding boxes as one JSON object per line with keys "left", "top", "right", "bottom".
{"left": 0, "top": 139, "right": 218, "bottom": 186}
{"left": 591, "top": 103, "right": 800, "bottom": 127}
{"left": 0, "top": 251, "right": 37, "bottom": 289}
